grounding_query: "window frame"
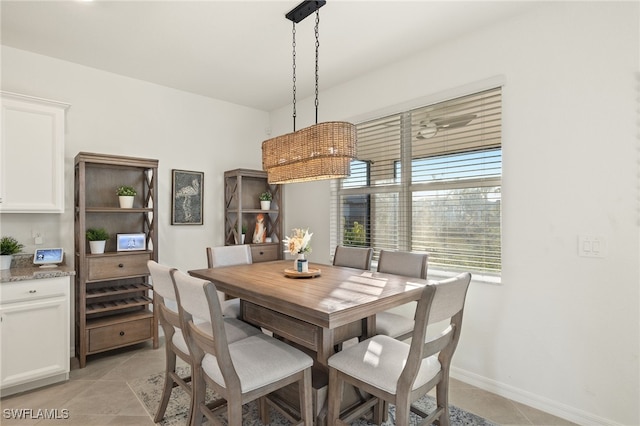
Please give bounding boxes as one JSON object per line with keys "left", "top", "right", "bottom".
{"left": 332, "top": 86, "right": 502, "bottom": 280}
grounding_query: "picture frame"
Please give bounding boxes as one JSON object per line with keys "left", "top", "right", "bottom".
{"left": 172, "top": 169, "right": 204, "bottom": 225}
{"left": 117, "top": 233, "right": 147, "bottom": 251}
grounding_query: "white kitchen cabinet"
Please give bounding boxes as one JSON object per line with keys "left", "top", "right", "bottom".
{"left": 0, "top": 92, "right": 69, "bottom": 213}
{"left": 0, "top": 276, "right": 71, "bottom": 397}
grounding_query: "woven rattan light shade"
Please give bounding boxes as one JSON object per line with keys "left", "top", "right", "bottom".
{"left": 262, "top": 121, "right": 357, "bottom": 184}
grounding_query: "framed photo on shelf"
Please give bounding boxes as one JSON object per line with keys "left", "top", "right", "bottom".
{"left": 117, "top": 233, "right": 146, "bottom": 251}
{"left": 172, "top": 169, "right": 204, "bottom": 225}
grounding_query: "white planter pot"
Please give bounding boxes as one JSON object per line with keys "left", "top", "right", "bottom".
{"left": 89, "top": 240, "right": 106, "bottom": 254}
{"left": 260, "top": 200, "right": 271, "bottom": 210}
{"left": 119, "top": 195, "right": 134, "bottom": 208}
{"left": 0, "top": 255, "right": 12, "bottom": 270}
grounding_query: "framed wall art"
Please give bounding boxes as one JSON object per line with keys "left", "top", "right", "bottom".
{"left": 171, "top": 169, "right": 204, "bottom": 225}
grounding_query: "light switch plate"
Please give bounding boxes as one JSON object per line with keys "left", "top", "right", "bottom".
{"left": 578, "top": 235, "right": 607, "bottom": 258}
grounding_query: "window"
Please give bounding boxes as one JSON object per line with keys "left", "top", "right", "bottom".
{"left": 332, "top": 87, "right": 502, "bottom": 275}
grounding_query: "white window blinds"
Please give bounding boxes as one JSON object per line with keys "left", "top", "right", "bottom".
{"left": 334, "top": 87, "right": 502, "bottom": 274}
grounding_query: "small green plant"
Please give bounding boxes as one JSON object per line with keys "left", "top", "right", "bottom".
{"left": 259, "top": 191, "right": 272, "bottom": 201}
{"left": 116, "top": 186, "right": 137, "bottom": 196}
{"left": 86, "top": 228, "right": 110, "bottom": 241}
{"left": 241, "top": 224, "right": 248, "bottom": 234}
{"left": 0, "top": 236, "right": 24, "bottom": 255}
{"left": 343, "top": 221, "right": 367, "bottom": 247}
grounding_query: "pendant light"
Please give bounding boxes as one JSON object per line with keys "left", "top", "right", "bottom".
{"left": 262, "top": 0, "right": 357, "bottom": 184}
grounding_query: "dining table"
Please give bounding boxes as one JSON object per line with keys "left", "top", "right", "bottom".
{"left": 188, "top": 259, "right": 429, "bottom": 424}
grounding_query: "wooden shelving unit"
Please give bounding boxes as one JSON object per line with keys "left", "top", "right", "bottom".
{"left": 74, "top": 152, "right": 159, "bottom": 368}
{"left": 224, "top": 169, "right": 283, "bottom": 263}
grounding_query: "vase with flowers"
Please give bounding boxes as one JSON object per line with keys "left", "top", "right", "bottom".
{"left": 283, "top": 228, "right": 312, "bottom": 272}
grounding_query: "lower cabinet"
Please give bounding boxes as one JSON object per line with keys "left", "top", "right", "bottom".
{"left": 0, "top": 276, "right": 71, "bottom": 397}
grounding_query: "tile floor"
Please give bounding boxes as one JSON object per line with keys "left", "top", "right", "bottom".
{"left": 0, "top": 340, "right": 576, "bottom": 425}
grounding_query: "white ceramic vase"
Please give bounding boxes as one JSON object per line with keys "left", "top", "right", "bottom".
{"left": 260, "top": 200, "right": 271, "bottom": 210}
{"left": 294, "top": 253, "right": 306, "bottom": 271}
{"left": 0, "top": 255, "right": 12, "bottom": 270}
{"left": 89, "top": 240, "right": 106, "bottom": 254}
{"left": 119, "top": 195, "right": 134, "bottom": 208}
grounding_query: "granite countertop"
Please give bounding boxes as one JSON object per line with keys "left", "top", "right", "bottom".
{"left": 0, "top": 253, "right": 75, "bottom": 283}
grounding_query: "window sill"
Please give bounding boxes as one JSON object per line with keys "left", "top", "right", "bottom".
{"left": 427, "top": 269, "right": 502, "bottom": 285}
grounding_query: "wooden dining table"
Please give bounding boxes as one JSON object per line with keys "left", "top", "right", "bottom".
{"left": 188, "top": 259, "right": 429, "bottom": 423}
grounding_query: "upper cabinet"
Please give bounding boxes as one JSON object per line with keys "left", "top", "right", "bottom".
{"left": 0, "top": 92, "right": 69, "bottom": 213}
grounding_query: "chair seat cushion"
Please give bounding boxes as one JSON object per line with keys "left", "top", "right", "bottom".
{"left": 375, "top": 311, "right": 415, "bottom": 338}
{"left": 201, "top": 333, "right": 313, "bottom": 393}
{"left": 172, "top": 318, "right": 260, "bottom": 354}
{"left": 328, "top": 335, "right": 441, "bottom": 395}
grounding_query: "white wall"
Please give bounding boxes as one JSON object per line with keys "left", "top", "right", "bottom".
{"left": 1, "top": 46, "right": 269, "bottom": 270}
{"left": 272, "top": 2, "right": 639, "bottom": 425}
{"left": 0, "top": 46, "right": 270, "bottom": 354}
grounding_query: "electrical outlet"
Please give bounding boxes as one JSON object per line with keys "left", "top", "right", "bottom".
{"left": 32, "top": 230, "right": 44, "bottom": 245}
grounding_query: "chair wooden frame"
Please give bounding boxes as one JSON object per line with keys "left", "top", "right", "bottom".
{"left": 147, "top": 260, "right": 193, "bottom": 424}
{"left": 171, "top": 269, "right": 314, "bottom": 426}
{"left": 328, "top": 272, "right": 472, "bottom": 426}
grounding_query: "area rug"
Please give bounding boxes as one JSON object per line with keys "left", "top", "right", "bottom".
{"left": 128, "top": 366, "right": 498, "bottom": 425}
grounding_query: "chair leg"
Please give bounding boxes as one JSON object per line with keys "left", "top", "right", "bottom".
{"left": 299, "top": 368, "right": 313, "bottom": 426}
{"left": 190, "top": 365, "right": 206, "bottom": 426}
{"left": 436, "top": 379, "right": 451, "bottom": 426}
{"left": 154, "top": 350, "right": 177, "bottom": 423}
{"left": 395, "top": 396, "right": 411, "bottom": 426}
{"left": 227, "top": 398, "right": 243, "bottom": 426}
{"left": 258, "top": 396, "right": 270, "bottom": 424}
{"left": 373, "top": 397, "right": 384, "bottom": 424}
{"left": 328, "top": 367, "right": 343, "bottom": 425}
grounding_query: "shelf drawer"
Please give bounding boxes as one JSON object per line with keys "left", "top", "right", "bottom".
{"left": 87, "top": 253, "right": 151, "bottom": 281}
{"left": 250, "top": 244, "right": 279, "bottom": 263}
{"left": 88, "top": 317, "right": 152, "bottom": 352}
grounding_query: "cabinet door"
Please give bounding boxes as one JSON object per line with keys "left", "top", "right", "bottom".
{"left": 0, "top": 92, "right": 69, "bottom": 213}
{"left": 0, "top": 295, "right": 69, "bottom": 388}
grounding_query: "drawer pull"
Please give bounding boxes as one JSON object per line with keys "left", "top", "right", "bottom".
{"left": 119, "top": 331, "right": 125, "bottom": 336}
{"left": 259, "top": 251, "right": 264, "bottom": 255}
{"left": 29, "top": 290, "right": 37, "bottom": 294}
{"left": 118, "top": 263, "right": 124, "bottom": 268}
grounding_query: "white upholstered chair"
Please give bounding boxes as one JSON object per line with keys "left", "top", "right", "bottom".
{"left": 327, "top": 272, "right": 472, "bottom": 426}
{"left": 375, "top": 249, "right": 429, "bottom": 341}
{"left": 205, "top": 245, "right": 253, "bottom": 318}
{"left": 148, "top": 260, "right": 260, "bottom": 424}
{"left": 171, "top": 268, "right": 314, "bottom": 426}
{"left": 332, "top": 245, "right": 373, "bottom": 270}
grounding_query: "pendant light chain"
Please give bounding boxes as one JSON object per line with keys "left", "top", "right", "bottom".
{"left": 262, "top": 1, "right": 357, "bottom": 184}
{"left": 292, "top": 21, "right": 297, "bottom": 132}
{"left": 314, "top": 9, "right": 320, "bottom": 124}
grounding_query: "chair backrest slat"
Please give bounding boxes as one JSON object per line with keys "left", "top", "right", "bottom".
{"left": 333, "top": 246, "right": 373, "bottom": 270}
{"left": 148, "top": 260, "right": 177, "bottom": 300}
{"left": 377, "top": 250, "right": 428, "bottom": 279}
{"left": 171, "top": 269, "right": 214, "bottom": 324}
{"left": 427, "top": 275, "right": 471, "bottom": 323}
{"left": 207, "top": 245, "right": 252, "bottom": 268}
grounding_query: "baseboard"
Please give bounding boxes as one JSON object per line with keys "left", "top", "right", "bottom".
{"left": 450, "top": 367, "right": 622, "bottom": 426}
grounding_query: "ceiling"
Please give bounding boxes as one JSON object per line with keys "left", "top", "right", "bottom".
{"left": 1, "top": 1, "right": 539, "bottom": 112}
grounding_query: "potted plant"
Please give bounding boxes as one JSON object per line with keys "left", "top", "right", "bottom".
{"left": 86, "top": 228, "right": 110, "bottom": 254}
{"left": 0, "top": 236, "right": 24, "bottom": 270}
{"left": 116, "top": 185, "right": 137, "bottom": 208}
{"left": 241, "top": 224, "right": 248, "bottom": 244}
{"left": 259, "top": 191, "right": 272, "bottom": 210}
